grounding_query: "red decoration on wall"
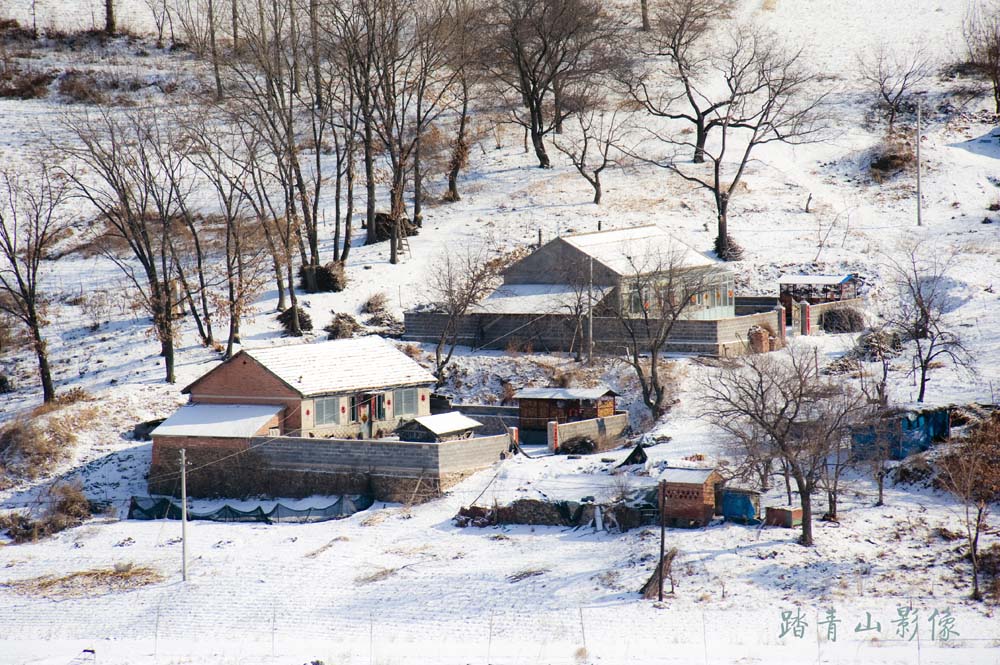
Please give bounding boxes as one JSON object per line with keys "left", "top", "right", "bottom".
{"left": 387, "top": 400, "right": 391, "bottom": 406}
{"left": 421, "top": 394, "right": 426, "bottom": 401}
{"left": 306, "top": 409, "right": 310, "bottom": 416}
{"left": 341, "top": 406, "right": 346, "bottom": 413}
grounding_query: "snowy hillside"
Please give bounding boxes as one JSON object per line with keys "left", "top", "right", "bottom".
{"left": 1, "top": 0, "right": 999, "bottom": 663}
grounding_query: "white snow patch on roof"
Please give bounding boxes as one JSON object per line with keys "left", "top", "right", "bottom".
{"left": 152, "top": 404, "right": 283, "bottom": 438}
{"left": 659, "top": 467, "right": 718, "bottom": 484}
{"left": 778, "top": 274, "right": 853, "bottom": 285}
{"left": 514, "top": 386, "right": 617, "bottom": 400}
{"left": 561, "top": 225, "right": 720, "bottom": 275}
{"left": 411, "top": 412, "right": 483, "bottom": 435}
{"left": 472, "top": 284, "right": 610, "bottom": 315}
{"left": 243, "top": 336, "right": 436, "bottom": 396}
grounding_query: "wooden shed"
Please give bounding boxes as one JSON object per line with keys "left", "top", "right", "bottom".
{"left": 514, "top": 386, "right": 618, "bottom": 434}
{"left": 778, "top": 274, "right": 858, "bottom": 324}
{"left": 658, "top": 467, "right": 723, "bottom": 528}
{"left": 396, "top": 412, "right": 483, "bottom": 443}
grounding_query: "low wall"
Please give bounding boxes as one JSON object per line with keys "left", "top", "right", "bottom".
{"left": 403, "top": 309, "right": 785, "bottom": 357}
{"left": 803, "top": 298, "right": 865, "bottom": 335}
{"left": 150, "top": 432, "right": 513, "bottom": 503}
{"left": 447, "top": 404, "right": 519, "bottom": 435}
{"left": 548, "top": 413, "right": 629, "bottom": 453}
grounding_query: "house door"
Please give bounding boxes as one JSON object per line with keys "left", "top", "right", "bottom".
{"left": 358, "top": 394, "right": 373, "bottom": 439}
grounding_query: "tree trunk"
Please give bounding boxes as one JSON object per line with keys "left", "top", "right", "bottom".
{"left": 446, "top": 78, "right": 470, "bottom": 202}
{"left": 640, "top": 0, "right": 650, "bottom": 31}
{"left": 343, "top": 150, "right": 355, "bottom": 261}
{"left": 826, "top": 490, "right": 838, "bottom": 521}
{"left": 693, "top": 120, "right": 707, "bottom": 164}
{"left": 413, "top": 127, "right": 423, "bottom": 227}
{"left": 876, "top": 470, "right": 885, "bottom": 507}
{"left": 530, "top": 127, "right": 550, "bottom": 168}
{"left": 363, "top": 120, "right": 377, "bottom": 243}
{"left": 231, "top": 0, "right": 239, "bottom": 50}
{"left": 208, "top": 0, "right": 223, "bottom": 100}
{"left": 553, "top": 79, "right": 563, "bottom": 134}
{"left": 917, "top": 363, "right": 928, "bottom": 402}
{"left": 30, "top": 321, "right": 55, "bottom": 403}
{"left": 795, "top": 476, "right": 813, "bottom": 546}
{"left": 592, "top": 174, "right": 602, "bottom": 205}
{"left": 104, "top": 0, "right": 116, "bottom": 35}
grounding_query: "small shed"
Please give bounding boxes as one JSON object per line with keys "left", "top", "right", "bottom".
{"left": 657, "top": 467, "right": 723, "bottom": 528}
{"left": 778, "top": 274, "right": 858, "bottom": 324}
{"left": 514, "top": 386, "right": 618, "bottom": 434}
{"left": 719, "top": 488, "right": 762, "bottom": 525}
{"left": 851, "top": 406, "right": 951, "bottom": 461}
{"left": 765, "top": 506, "right": 803, "bottom": 528}
{"left": 396, "top": 412, "right": 483, "bottom": 443}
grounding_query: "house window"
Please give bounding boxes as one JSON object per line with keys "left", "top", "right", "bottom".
{"left": 393, "top": 387, "right": 418, "bottom": 416}
{"left": 350, "top": 395, "right": 363, "bottom": 422}
{"left": 375, "top": 394, "right": 386, "bottom": 420}
{"left": 314, "top": 396, "right": 340, "bottom": 425}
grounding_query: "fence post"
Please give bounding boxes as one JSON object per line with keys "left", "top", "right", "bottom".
{"left": 547, "top": 421, "right": 559, "bottom": 452}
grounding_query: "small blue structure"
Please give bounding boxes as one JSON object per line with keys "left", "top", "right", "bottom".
{"left": 852, "top": 407, "right": 951, "bottom": 461}
{"left": 720, "top": 488, "right": 761, "bottom": 525}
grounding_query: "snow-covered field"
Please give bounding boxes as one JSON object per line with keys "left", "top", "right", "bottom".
{"left": 1, "top": 0, "right": 1000, "bottom": 663}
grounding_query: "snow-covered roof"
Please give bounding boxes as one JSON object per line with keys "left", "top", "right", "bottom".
{"left": 241, "top": 336, "right": 436, "bottom": 397}
{"left": 152, "top": 404, "right": 283, "bottom": 438}
{"left": 471, "top": 284, "right": 611, "bottom": 315}
{"left": 561, "top": 225, "right": 720, "bottom": 276}
{"left": 514, "top": 386, "right": 618, "bottom": 400}
{"left": 778, "top": 274, "right": 854, "bottom": 285}
{"left": 409, "top": 412, "right": 483, "bottom": 435}
{"left": 659, "top": 467, "right": 718, "bottom": 484}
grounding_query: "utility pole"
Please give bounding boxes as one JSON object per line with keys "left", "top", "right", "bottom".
{"left": 587, "top": 257, "right": 594, "bottom": 366}
{"left": 916, "top": 102, "right": 923, "bottom": 227}
{"left": 658, "top": 480, "right": 665, "bottom": 602}
{"left": 180, "top": 448, "right": 188, "bottom": 582}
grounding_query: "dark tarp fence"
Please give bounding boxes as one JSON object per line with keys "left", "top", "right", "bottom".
{"left": 127, "top": 495, "right": 374, "bottom": 524}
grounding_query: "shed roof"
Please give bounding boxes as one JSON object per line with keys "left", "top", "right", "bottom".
{"left": 514, "top": 386, "right": 618, "bottom": 400}
{"left": 152, "top": 404, "right": 283, "bottom": 438}
{"left": 223, "top": 336, "right": 436, "bottom": 397}
{"left": 471, "top": 284, "right": 611, "bottom": 315}
{"left": 408, "top": 412, "right": 483, "bottom": 435}
{"left": 778, "top": 274, "right": 854, "bottom": 286}
{"left": 659, "top": 467, "right": 718, "bottom": 485}
{"left": 561, "top": 225, "right": 720, "bottom": 276}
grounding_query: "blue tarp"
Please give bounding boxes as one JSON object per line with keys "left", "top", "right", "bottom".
{"left": 127, "top": 495, "right": 374, "bottom": 524}
{"left": 852, "top": 408, "right": 951, "bottom": 461}
{"left": 720, "top": 489, "right": 761, "bottom": 525}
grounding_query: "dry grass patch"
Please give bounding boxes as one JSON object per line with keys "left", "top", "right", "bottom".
{"left": 304, "top": 535, "right": 349, "bottom": 559}
{"left": 360, "top": 510, "right": 390, "bottom": 527}
{"left": 355, "top": 567, "right": 398, "bottom": 585}
{"left": 507, "top": 568, "right": 549, "bottom": 583}
{"left": 6, "top": 563, "right": 162, "bottom": 599}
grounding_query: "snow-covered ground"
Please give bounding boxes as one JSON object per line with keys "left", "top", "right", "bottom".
{"left": 1, "top": 0, "right": 1000, "bottom": 663}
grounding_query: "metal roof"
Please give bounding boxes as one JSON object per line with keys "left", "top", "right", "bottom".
{"left": 409, "top": 412, "right": 483, "bottom": 435}
{"left": 242, "top": 336, "right": 436, "bottom": 397}
{"left": 777, "top": 274, "right": 853, "bottom": 285}
{"left": 471, "top": 284, "right": 611, "bottom": 315}
{"left": 514, "top": 386, "right": 618, "bottom": 400}
{"left": 560, "top": 225, "right": 721, "bottom": 276}
{"left": 152, "top": 404, "right": 283, "bottom": 438}
{"left": 659, "top": 467, "right": 718, "bottom": 484}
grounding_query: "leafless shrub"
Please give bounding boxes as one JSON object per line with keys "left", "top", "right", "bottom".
{"left": 57, "top": 70, "right": 106, "bottom": 104}
{"left": 0, "top": 482, "right": 91, "bottom": 543}
{"left": 857, "top": 43, "right": 932, "bottom": 130}
{"left": 362, "top": 292, "right": 389, "bottom": 316}
{"left": 0, "top": 63, "right": 56, "bottom": 99}
{"left": 870, "top": 132, "right": 915, "bottom": 182}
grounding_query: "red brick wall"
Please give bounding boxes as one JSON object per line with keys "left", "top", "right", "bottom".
{"left": 187, "top": 353, "right": 303, "bottom": 430}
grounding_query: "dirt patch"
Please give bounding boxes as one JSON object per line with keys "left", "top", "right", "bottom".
{"left": 507, "top": 568, "right": 548, "bottom": 583}
{"left": 355, "top": 567, "right": 398, "bottom": 585}
{"left": 5, "top": 564, "right": 162, "bottom": 599}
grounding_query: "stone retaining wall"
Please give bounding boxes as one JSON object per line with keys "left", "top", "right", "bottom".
{"left": 548, "top": 413, "right": 629, "bottom": 453}
{"left": 404, "top": 309, "right": 785, "bottom": 357}
{"left": 150, "top": 432, "right": 513, "bottom": 503}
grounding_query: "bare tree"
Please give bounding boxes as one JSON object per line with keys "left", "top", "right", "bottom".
{"left": 59, "top": 108, "right": 183, "bottom": 383}
{"left": 937, "top": 415, "right": 1000, "bottom": 600}
{"left": 625, "top": 0, "right": 734, "bottom": 164}
{"left": 426, "top": 246, "right": 498, "bottom": 384}
{"left": 857, "top": 43, "right": 932, "bottom": 130}
{"left": 965, "top": 1, "right": 1000, "bottom": 114}
{"left": 700, "top": 346, "right": 872, "bottom": 546}
{"left": 640, "top": 0, "right": 651, "bottom": 31}
{"left": 629, "top": 24, "right": 829, "bottom": 260}
{"left": 0, "top": 164, "right": 71, "bottom": 403}
{"left": 611, "top": 245, "right": 715, "bottom": 419}
{"left": 483, "top": 0, "right": 618, "bottom": 168}
{"left": 143, "top": 0, "right": 170, "bottom": 47}
{"left": 442, "top": 0, "right": 481, "bottom": 202}
{"left": 883, "top": 243, "right": 973, "bottom": 403}
{"left": 553, "top": 107, "right": 629, "bottom": 204}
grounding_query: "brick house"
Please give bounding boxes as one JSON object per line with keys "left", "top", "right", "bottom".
{"left": 177, "top": 336, "right": 436, "bottom": 439}
{"left": 658, "top": 467, "right": 724, "bottom": 528}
